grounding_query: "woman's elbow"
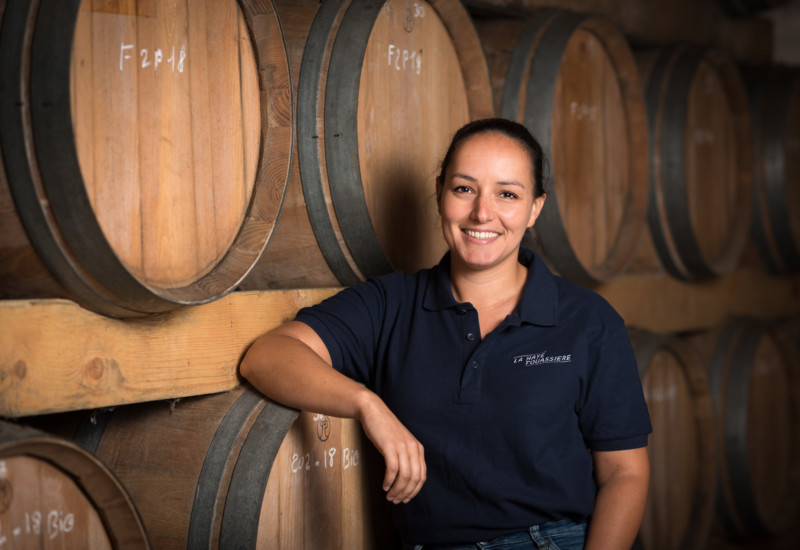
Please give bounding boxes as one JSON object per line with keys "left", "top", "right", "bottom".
{"left": 239, "top": 334, "right": 271, "bottom": 382}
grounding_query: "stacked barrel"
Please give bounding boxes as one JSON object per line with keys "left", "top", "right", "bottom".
{"left": 1, "top": 0, "right": 799, "bottom": 549}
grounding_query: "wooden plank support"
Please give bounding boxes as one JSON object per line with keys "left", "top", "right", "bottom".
{"left": 0, "top": 289, "right": 338, "bottom": 418}
{"left": 2, "top": 266, "right": 799, "bottom": 418}
{"left": 597, "top": 267, "right": 800, "bottom": 333}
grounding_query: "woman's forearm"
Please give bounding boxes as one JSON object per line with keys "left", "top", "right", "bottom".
{"left": 586, "top": 447, "right": 650, "bottom": 550}
{"left": 239, "top": 321, "right": 427, "bottom": 503}
{"left": 239, "top": 321, "right": 373, "bottom": 420}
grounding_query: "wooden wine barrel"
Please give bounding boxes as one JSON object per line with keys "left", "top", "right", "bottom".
{"left": 476, "top": 10, "right": 649, "bottom": 284}
{"left": 0, "top": 420, "right": 148, "bottom": 548}
{"left": 56, "top": 387, "right": 396, "bottom": 549}
{"left": 717, "top": 0, "right": 790, "bottom": 17}
{"left": 628, "top": 329, "right": 717, "bottom": 550}
{"left": 241, "top": 0, "right": 494, "bottom": 290}
{"left": 747, "top": 66, "right": 800, "bottom": 274}
{"left": 0, "top": 0, "right": 291, "bottom": 317}
{"left": 638, "top": 46, "right": 754, "bottom": 281}
{"left": 702, "top": 318, "right": 800, "bottom": 538}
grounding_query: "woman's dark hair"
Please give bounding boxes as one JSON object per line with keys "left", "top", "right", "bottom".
{"left": 438, "top": 118, "right": 547, "bottom": 197}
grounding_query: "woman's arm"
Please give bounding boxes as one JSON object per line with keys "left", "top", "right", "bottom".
{"left": 585, "top": 447, "right": 650, "bottom": 550}
{"left": 240, "top": 321, "right": 426, "bottom": 504}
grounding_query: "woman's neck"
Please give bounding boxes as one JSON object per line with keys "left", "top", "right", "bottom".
{"left": 449, "top": 256, "right": 528, "bottom": 337}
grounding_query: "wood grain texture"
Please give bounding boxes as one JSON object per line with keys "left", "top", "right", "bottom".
{"left": 357, "top": 0, "right": 467, "bottom": 273}
{"left": 688, "top": 320, "right": 800, "bottom": 539}
{"left": 71, "top": 0, "right": 260, "bottom": 287}
{"left": 630, "top": 330, "right": 716, "bottom": 550}
{"left": 2, "top": 275, "right": 799, "bottom": 418}
{"left": 242, "top": 0, "right": 494, "bottom": 290}
{"left": 597, "top": 266, "right": 800, "bottom": 333}
{"left": 478, "top": 11, "right": 649, "bottom": 283}
{"left": 0, "top": 455, "right": 113, "bottom": 549}
{"left": 0, "top": 0, "right": 291, "bottom": 316}
{"left": 0, "top": 289, "right": 338, "bottom": 417}
{"left": 0, "top": 421, "right": 149, "bottom": 548}
{"left": 639, "top": 46, "right": 753, "bottom": 280}
{"left": 258, "top": 412, "right": 396, "bottom": 549}
{"left": 22, "top": 393, "right": 395, "bottom": 549}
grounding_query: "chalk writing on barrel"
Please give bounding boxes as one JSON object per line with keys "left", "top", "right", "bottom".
{"left": 290, "top": 447, "right": 360, "bottom": 473}
{"left": 693, "top": 129, "right": 715, "bottom": 146}
{"left": 120, "top": 42, "right": 187, "bottom": 72}
{"left": 387, "top": 44, "right": 422, "bottom": 75}
{"left": 0, "top": 509, "right": 76, "bottom": 545}
{"left": 569, "top": 101, "right": 597, "bottom": 122}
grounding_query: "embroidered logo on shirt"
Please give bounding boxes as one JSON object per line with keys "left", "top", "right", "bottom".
{"left": 513, "top": 351, "right": 572, "bottom": 366}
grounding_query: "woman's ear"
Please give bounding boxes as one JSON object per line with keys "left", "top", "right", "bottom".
{"left": 527, "top": 194, "right": 546, "bottom": 228}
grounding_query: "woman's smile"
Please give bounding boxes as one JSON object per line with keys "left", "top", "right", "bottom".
{"left": 463, "top": 229, "right": 501, "bottom": 240}
{"left": 437, "top": 131, "right": 545, "bottom": 272}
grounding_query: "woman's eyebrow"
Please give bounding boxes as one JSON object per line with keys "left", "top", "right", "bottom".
{"left": 450, "top": 172, "right": 477, "bottom": 182}
{"left": 450, "top": 173, "right": 525, "bottom": 188}
{"left": 497, "top": 180, "right": 525, "bottom": 189}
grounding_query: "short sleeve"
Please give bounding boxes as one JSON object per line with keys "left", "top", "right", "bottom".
{"left": 293, "top": 276, "right": 393, "bottom": 387}
{"left": 578, "top": 323, "right": 652, "bottom": 451}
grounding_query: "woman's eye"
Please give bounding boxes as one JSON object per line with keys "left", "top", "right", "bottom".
{"left": 499, "top": 191, "right": 518, "bottom": 199}
{"left": 453, "top": 185, "right": 473, "bottom": 194}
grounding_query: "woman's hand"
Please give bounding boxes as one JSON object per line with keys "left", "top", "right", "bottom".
{"left": 356, "top": 391, "right": 427, "bottom": 504}
{"left": 241, "top": 321, "right": 426, "bottom": 504}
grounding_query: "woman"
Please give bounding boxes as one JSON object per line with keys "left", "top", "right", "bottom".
{"left": 240, "top": 118, "right": 651, "bottom": 549}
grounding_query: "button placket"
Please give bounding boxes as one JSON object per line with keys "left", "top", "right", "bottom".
{"left": 457, "top": 307, "right": 493, "bottom": 401}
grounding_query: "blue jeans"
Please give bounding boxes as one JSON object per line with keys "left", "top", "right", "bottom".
{"left": 404, "top": 519, "right": 587, "bottom": 549}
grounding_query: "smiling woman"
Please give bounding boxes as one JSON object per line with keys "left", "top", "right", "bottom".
{"left": 240, "top": 118, "right": 652, "bottom": 550}
{"left": 435, "top": 121, "right": 546, "bottom": 291}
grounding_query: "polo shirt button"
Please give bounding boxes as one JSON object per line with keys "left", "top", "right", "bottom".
{"left": 466, "top": 332, "right": 476, "bottom": 341}
{"left": 457, "top": 307, "right": 468, "bottom": 315}
{"left": 472, "top": 361, "right": 479, "bottom": 369}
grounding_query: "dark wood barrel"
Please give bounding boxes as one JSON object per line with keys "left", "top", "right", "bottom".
{"left": 747, "top": 66, "right": 800, "bottom": 274}
{"left": 638, "top": 46, "right": 754, "bottom": 281}
{"left": 717, "top": 0, "right": 791, "bottom": 17}
{"left": 0, "top": 0, "right": 291, "bottom": 317}
{"left": 628, "top": 329, "right": 717, "bottom": 550}
{"left": 241, "top": 0, "right": 494, "bottom": 290}
{"left": 40, "top": 387, "right": 396, "bottom": 549}
{"left": 476, "top": 10, "right": 649, "bottom": 285}
{"left": 0, "top": 420, "right": 149, "bottom": 548}
{"left": 703, "top": 318, "right": 800, "bottom": 538}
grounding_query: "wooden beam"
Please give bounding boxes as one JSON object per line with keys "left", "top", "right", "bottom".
{"left": 0, "top": 289, "right": 338, "bottom": 418}
{"left": 2, "top": 264, "right": 799, "bottom": 418}
{"left": 597, "top": 268, "right": 800, "bottom": 333}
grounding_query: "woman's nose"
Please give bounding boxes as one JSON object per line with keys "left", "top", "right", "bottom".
{"left": 471, "top": 193, "right": 492, "bottom": 222}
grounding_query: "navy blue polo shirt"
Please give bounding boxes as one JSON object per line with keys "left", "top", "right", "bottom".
{"left": 295, "top": 248, "right": 651, "bottom": 545}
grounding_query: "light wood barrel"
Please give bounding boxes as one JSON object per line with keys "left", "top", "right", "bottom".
{"left": 704, "top": 319, "right": 800, "bottom": 537}
{"left": 0, "top": 420, "right": 148, "bottom": 548}
{"left": 748, "top": 66, "right": 800, "bottom": 274}
{"left": 51, "top": 387, "right": 395, "bottom": 549}
{"left": 476, "top": 10, "right": 649, "bottom": 284}
{"left": 241, "top": 0, "right": 494, "bottom": 289}
{"left": 638, "top": 46, "right": 754, "bottom": 281}
{"left": 0, "top": 0, "right": 291, "bottom": 317}
{"left": 628, "top": 329, "right": 717, "bottom": 550}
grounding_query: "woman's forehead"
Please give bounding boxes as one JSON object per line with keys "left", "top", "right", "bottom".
{"left": 449, "top": 132, "right": 534, "bottom": 175}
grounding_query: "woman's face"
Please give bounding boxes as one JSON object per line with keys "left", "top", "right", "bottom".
{"left": 436, "top": 131, "right": 545, "bottom": 273}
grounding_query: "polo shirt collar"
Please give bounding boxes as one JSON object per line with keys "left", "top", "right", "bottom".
{"left": 422, "top": 247, "right": 558, "bottom": 327}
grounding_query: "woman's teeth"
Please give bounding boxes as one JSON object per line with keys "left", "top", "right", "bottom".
{"left": 465, "top": 229, "right": 499, "bottom": 239}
